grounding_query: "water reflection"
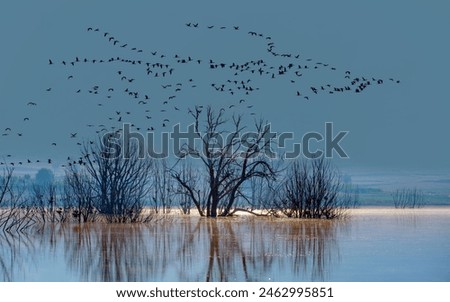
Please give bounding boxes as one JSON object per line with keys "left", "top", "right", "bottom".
{"left": 0, "top": 231, "right": 36, "bottom": 281}
{"left": 192, "top": 218, "right": 343, "bottom": 281}
{"left": 0, "top": 217, "right": 345, "bottom": 281}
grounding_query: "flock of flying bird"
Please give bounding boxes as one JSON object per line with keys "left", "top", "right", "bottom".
{"left": 1, "top": 22, "right": 400, "bottom": 168}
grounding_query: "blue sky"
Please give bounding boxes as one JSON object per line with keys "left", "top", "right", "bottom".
{"left": 1, "top": 0, "right": 450, "bottom": 173}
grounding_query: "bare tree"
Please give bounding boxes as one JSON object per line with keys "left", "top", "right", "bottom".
{"left": 72, "top": 137, "right": 153, "bottom": 223}
{"left": 151, "top": 159, "right": 175, "bottom": 214}
{"left": 392, "top": 188, "right": 426, "bottom": 209}
{"left": 172, "top": 106, "right": 277, "bottom": 217}
{"left": 275, "top": 157, "right": 351, "bottom": 219}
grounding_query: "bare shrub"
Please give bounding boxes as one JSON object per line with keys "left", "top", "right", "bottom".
{"left": 0, "top": 167, "right": 36, "bottom": 232}
{"left": 392, "top": 188, "right": 426, "bottom": 209}
{"left": 63, "top": 166, "right": 97, "bottom": 223}
{"left": 275, "top": 157, "right": 352, "bottom": 219}
{"left": 73, "top": 138, "right": 153, "bottom": 223}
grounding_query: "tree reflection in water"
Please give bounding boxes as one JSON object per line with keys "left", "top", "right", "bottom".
{"left": 0, "top": 217, "right": 345, "bottom": 281}
{"left": 63, "top": 223, "right": 171, "bottom": 281}
{"left": 200, "top": 218, "right": 342, "bottom": 281}
{"left": 0, "top": 231, "right": 36, "bottom": 281}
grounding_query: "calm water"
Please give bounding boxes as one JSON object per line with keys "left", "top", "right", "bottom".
{"left": 1, "top": 208, "right": 449, "bottom": 281}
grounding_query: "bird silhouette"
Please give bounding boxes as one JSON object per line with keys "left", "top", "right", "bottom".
{"left": 31, "top": 21, "right": 399, "bottom": 169}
